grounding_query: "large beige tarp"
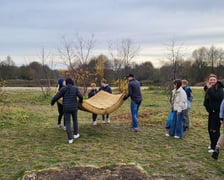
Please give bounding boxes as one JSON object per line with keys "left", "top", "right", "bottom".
{"left": 78, "top": 90, "right": 125, "bottom": 115}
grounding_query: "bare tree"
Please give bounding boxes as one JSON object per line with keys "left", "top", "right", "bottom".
{"left": 165, "top": 39, "right": 185, "bottom": 80}
{"left": 74, "top": 33, "right": 95, "bottom": 65}
{"left": 58, "top": 34, "right": 95, "bottom": 94}
{"left": 215, "top": 47, "right": 224, "bottom": 77}
{"left": 108, "top": 38, "right": 140, "bottom": 81}
{"left": 58, "top": 36, "right": 77, "bottom": 79}
{"left": 207, "top": 45, "right": 219, "bottom": 73}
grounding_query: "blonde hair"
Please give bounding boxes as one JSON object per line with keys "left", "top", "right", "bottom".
{"left": 90, "top": 83, "right": 96, "bottom": 87}
{"left": 101, "top": 78, "right": 107, "bottom": 84}
{"left": 182, "top": 79, "right": 188, "bottom": 86}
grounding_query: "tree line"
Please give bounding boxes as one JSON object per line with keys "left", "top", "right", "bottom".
{"left": 1, "top": 44, "right": 224, "bottom": 91}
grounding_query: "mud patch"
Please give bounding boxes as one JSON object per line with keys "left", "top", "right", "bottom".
{"left": 23, "top": 164, "right": 150, "bottom": 180}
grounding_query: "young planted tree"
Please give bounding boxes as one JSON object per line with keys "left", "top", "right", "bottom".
{"left": 37, "top": 48, "right": 55, "bottom": 97}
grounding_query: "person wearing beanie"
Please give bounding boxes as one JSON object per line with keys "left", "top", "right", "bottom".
{"left": 51, "top": 78, "right": 83, "bottom": 144}
{"left": 56, "top": 78, "right": 66, "bottom": 130}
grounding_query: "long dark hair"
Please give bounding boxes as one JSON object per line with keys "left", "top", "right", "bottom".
{"left": 173, "top": 79, "right": 182, "bottom": 90}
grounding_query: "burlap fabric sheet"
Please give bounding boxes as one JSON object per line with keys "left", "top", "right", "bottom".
{"left": 79, "top": 90, "right": 125, "bottom": 115}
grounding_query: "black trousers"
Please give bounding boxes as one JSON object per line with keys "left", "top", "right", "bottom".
{"left": 208, "top": 112, "right": 221, "bottom": 149}
{"left": 92, "top": 113, "right": 97, "bottom": 122}
{"left": 64, "top": 111, "right": 78, "bottom": 140}
{"left": 57, "top": 102, "right": 64, "bottom": 125}
{"left": 102, "top": 114, "right": 109, "bottom": 120}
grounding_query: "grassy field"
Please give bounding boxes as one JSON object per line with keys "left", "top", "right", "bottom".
{"left": 0, "top": 87, "right": 224, "bottom": 179}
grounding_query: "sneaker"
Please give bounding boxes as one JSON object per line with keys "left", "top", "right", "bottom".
{"left": 106, "top": 118, "right": 110, "bottom": 123}
{"left": 63, "top": 126, "right": 66, "bottom": 131}
{"left": 68, "top": 139, "right": 73, "bottom": 144}
{"left": 131, "top": 128, "right": 138, "bottom": 132}
{"left": 212, "top": 149, "right": 220, "bottom": 160}
{"left": 165, "top": 133, "right": 170, "bottom": 137}
{"left": 208, "top": 149, "right": 214, "bottom": 153}
{"left": 93, "top": 121, "right": 97, "bottom": 126}
{"left": 74, "top": 133, "right": 80, "bottom": 139}
{"left": 102, "top": 120, "right": 106, "bottom": 124}
{"left": 174, "top": 136, "right": 180, "bottom": 139}
{"left": 58, "top": 124, "right": 63, "bottom": 128}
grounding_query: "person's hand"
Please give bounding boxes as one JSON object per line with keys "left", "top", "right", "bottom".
{"left": 206, "top": 82, "right": 212, "bottom": 88}
{"left": 221, "top": 120, "right": 224, "bottom": 126}
{"left": 123, "top": 95, "right": 128, "bottom": 101}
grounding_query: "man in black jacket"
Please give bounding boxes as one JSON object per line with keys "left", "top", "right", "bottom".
{"left": 123, "top": 73, "right": 142, "bottom": 132}
{"left": 51, "top": 78, "right": 83, "bottom": 144}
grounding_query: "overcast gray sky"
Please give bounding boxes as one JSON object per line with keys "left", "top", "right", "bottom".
{"left": 1, "top": 0, "right": 224, "bottom": 67}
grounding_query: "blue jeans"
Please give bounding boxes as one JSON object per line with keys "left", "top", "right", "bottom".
{"left": 131, "top": 100, "right": 141, "bottom": 129}
{"left": 169, "top": 111, "right": 184, "bottom": 138}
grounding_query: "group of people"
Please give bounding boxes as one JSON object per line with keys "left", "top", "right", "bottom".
{"left": 164, "top": 74, "right": 224, "bottom": 160}
{"left": 51, "top": 73, "right": 142, "bottom": 144}
{"left": 165, "top": 79, "right": 192, "bottom": 139}
{"left": 51, "top": 73, "right": 224, "bottom": 160}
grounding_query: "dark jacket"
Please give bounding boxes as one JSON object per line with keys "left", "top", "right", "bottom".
{"left": 99, "top": 84, "right": 112, "bottom": 94}
{"left": 88, "top": 89, "right": 98, "bottom": 98}
{"left": 183, "top": 86, "right": 193, "bottom": 101}
{"left": 125, "top": 79, "right": 142, "bottom": 104}
{"left": 51, "top": 84, "right": 83, "bottom": 113}
{"left": 204, "top": 81, "right": 224, "bottom": 113}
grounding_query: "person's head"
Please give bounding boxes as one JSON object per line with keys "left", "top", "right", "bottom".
{"left": 58, "top": 78, "right": 65, "bottom": 88}
{"left": 90, "top": 83, "right": 97, "bottom": 90}
{"left": 101, "top": 78, "right": 107, "bottom": 86}
{"left": 208, "top": 73, "right": 217, "bottom": 86}
{"left": 173, "top": 79, "right": 182, "bottom": 90}
{"left": 127, "top": 73, "right": 135, "bottom": 81}
{"left": 65, "top": 78, "right": 74, "bottom": 85}
{"left": 182, "top": 79, "right": 188, "bottom": 88}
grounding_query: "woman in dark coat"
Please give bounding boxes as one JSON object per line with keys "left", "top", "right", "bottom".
{"left": 204, "top": 74, "right": 224, "bottom": 152}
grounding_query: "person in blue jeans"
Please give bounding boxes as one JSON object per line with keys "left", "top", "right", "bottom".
{"left": 123, "top": 73, "right": 142, "bottom": 132}
{"left": 166, "top": 79, "right": 187, "bottom": 138}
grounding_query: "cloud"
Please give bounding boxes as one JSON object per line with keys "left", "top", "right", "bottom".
{"left": 0, "top": 0, "right": 224, "bottom": 67}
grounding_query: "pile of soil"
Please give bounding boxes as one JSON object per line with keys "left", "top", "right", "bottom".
{"left": 23, "top": 165, "right": 150, "bottom": 180}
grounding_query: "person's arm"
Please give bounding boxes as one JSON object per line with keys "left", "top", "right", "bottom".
{"left": 77, "top": 89, "right": 83, "bottom": 103}
{"left": 123, "top": 83, "right": 132, "bottom": 100}
{"left": 219, "top": 100, "right": 224, "bottom": 119}
{"left": 51, "top": 89, "right": 64, "bottom": 105}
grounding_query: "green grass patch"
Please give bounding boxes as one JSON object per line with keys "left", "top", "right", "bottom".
{"left": 0, "top": 87, "right": 224, "bottom": 179}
